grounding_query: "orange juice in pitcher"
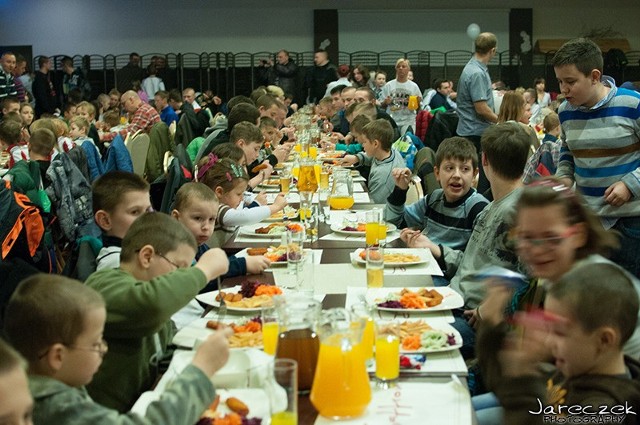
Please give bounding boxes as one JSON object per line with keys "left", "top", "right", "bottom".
{"left": 310, "top": 309, "right": 371, "bottom": 419}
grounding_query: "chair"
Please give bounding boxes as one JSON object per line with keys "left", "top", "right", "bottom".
{"left": 405, "top": 176, "right": 424, "bottom": 205}
{"left": 126, "top": 132, "right": 150, "bottom": 177}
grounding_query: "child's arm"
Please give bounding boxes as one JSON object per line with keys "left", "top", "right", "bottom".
{"left": 219, "top": 204, "right": 272, "bottom": 226}
{"left": 40, "top": 329, "right": 233, "bottom": 425}
{"left": 554, "top": 127, "right": 575, "bottom": 188}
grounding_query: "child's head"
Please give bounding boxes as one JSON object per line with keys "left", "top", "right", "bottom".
{"left": 75, "top": 101, "right": 96, "bottom": 122}
{"left": 211, "top": 143, "right": 246, "bottom": 165}
{"left": 119, "top": 212, "right": 197, "bottom": 278}
{"left": 19, "top": 103, "right": 34, "bottom": 127}
{"left": 0, "top": 338, "right": 32, "bottom": 424}
{"left": 1, "top": 97, "right": 20, "bottom": 116}
{"left": 351, "top": 102, "right": 377, "bottom": 122}
{"left": 543, "top": 112, "right": 561, "bottom": 137}
{"left": 108, "top": 89, "right": 121, "bottom": 109}
{"left": 28, "top": 118, "right": 57, "bottom": 137}
{"left": 534, "top": 77, "right": 546, "bottom": 91}
{"left": 197, "top": 156, "right": 249, "bottom": 209}
{"left": 497, "top": 91, "right": 526, "bottom": 124}
{"left": 256, "top": 94, "right": 281, "bottom": 121}
{"left": 63, "top": 102, "right": 77, "bottom": 120}
{"left": 349, "top": 114, "right": 372, "bottom": 141}
{"left": 92, "top": 171, "right": 151, "bottom": 239}
{"left": 545, "top": 263, "right": 638, "bottom": 377}
{"left": 434, "top": 137, "right": 479, "bottom": 202}
{"left": 229, "top": 121, "right": 263, "bottom": 164}
{"left": 226, "top": 103, "right": 260, "bottom": 132}
{"left": 28, "top": 128, "right": 56, "bottom": 160}
{"left": 480, "top": 122, "right": 530, "bottom": 182}
{"left": 374, "top": 70, "right": 387, "bottom": 88}
{"left": 69, "top": 116, "right": 89, "bottom": 140}
{"left": 360, "top": 119, "right": 394, "bottom": 157}
{"left": 0, "top": 119, "right": 21, "bottom": 149}
{"left": 259, "top": 116, "right": 279, "bottom": 144}
{"left": 514, "top": 178, "right": 619, "bottom": 282}
{"left": 171, "top": 182, "right": 219, "bottom": 246}
{"left": 102, "top": 110, "right": 121, "bottom": 129}
{"left": 97, "top": 93, "right": 110, "bottom": 112}
{"left": 552, "top": 38, "right": 603, "bottom": 107}
{"left": 316, "top": 97, "right": 334, "bottom": 118}
{"left": 4, "top": 274, "right": 106, "bottom": 387}
{"left": 51, "top": 118, "right": 69, "bottom": 138}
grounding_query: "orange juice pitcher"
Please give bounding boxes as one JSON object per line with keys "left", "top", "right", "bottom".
{"left": 310, "top": 309, "right": 371, "bottom": 420}
{"left": 328, "top": 168, "right": 354, "bottom": 210}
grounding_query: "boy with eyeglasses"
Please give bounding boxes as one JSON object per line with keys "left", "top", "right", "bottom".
{"left": 4, "top": 274, "right": 232, "bottom": 424}
{"left": 84, "top": 212, "right": 229, "bottom": 411}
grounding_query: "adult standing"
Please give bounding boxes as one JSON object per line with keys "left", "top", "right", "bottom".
{"left": 380, "top": 58, "right": 422, "bottom": 135}
{"left": 304, "top": 50, "right": 337, "bottom": 104}
{"left": 116, "top": 52, "right": 145, "bottom": 93}
{"left": 61, "top": 56, "right": 91, "bottom": 102}
{"left": 33, "top": 56, "right": 58, "bottom": 118}
{"left": 258, "top": 50, "right": 299, "bottom": 101}
{"left": 0, "top": 52, "right": 17, "bottom": 100}
{"left": 456, "top": 32, "right": 499, "bottom": 195}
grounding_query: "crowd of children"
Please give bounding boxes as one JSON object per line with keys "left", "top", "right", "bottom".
{"left": 1, "top": 37, "right": 640, "bottom": 424}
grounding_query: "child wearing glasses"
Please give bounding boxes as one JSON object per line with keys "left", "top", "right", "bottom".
{"left": 83, "top": 212, "right": 229, "bottom": 411}
{"left": 3, "top": 274, "right": 232, "bottom": 424}
{"left": 476, "top": 263, "right": 640, "bottom": 425}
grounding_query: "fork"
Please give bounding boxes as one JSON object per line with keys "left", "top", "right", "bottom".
{"left": 216, "top": 278, "right": 228, "bottom": 325}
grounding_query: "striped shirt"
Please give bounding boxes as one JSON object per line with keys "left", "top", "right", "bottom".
{"left": 556, "top": 76, "right": 640, "bottom": 226}
{"left": 385, "top": 187, "right": 488, "bottom": 251}
{"left": 0, "top": 69, "right": 17, "bottom": 99}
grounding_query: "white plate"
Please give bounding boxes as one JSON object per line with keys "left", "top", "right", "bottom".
{"left": 351, "top": 248, "right": 429, "bottom": 267}
{"left": 262, "top": 208, "right": 299, "bottom": 222}
{"left": 330, "top": 222, "right": 397, "bottom": 236}
{"left": 195, "top": 285, "right": 283, "bottom": 312}
{"left": 367, "top": 287, "right": 464, "bottom": 312}
{"left": 172, "top": 317, "right": 263, "bottom": 349}
{"left": 238, "top": 222, "right": 300, "bottom": 238}
{"left": 394, "top": 321, "right": 463, "bottom": 354}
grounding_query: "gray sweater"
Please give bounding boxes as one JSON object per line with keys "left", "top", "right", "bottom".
{"left": 356, "top": 148, "right": 406, "bottom": 204}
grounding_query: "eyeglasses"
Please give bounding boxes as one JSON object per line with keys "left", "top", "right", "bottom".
{"left": 156, "top": 252, "right": 180, "bottom": 269}
{"left": 38, "top": 339, "right": 109, "bottom": 359}
{"left": 515, "top": 227, "right": 577, "bottom": 248}
{"left": 68, "top": 339, "right": 109, "bottom": 357}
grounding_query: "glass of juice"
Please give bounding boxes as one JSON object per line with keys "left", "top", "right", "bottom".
{"left": 261, "top": 306, "right": 279, "bottom": 356}
{"left": 375, "top": 320, "right": 400, "bottom": 387}
{"left": 270, "top": 358, "right": 298, "bottom": 425}
{"left": 365, "top": 209, "right": 382, "bottom": 247}
{"left": 309, "top": 145, "right": 318, "bottom": 160}
{"left": 350, "top": 303, "right": 375, "bottom": 362}
{"left": 319, "top": 167, "right": 330, "bottom": 190}
{"left": 279, "top": 174, "right": 291, "bottom": 194}
{"left": 366, "top": 246, "right": 384, "bottom": 288}
{"left": 377, "top": 221, "right": 388, "bottom": 247}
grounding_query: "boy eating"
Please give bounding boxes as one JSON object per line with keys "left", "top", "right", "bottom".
{"left": 342, "top": 118, "right": 406, "bottom": 204}
{"left": 4, "top": 274, "right": 232, "bottom": 423}
{"left": 84, "top": 212, "right": 229, "bottom": 411}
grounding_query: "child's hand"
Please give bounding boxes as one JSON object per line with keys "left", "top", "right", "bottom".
{"left": 191, "top": 327, "right": 233, "bottom": 376}
{"left": 399, "top": 228, "right": 441, "bottom": 258}
{"left": 245, "top": 255, "right": 271, "bottom": 274}
{"left": 270, "top": 193, "right": 288, "bottom": 212}
{"left": 498, "top": 311, "right": 552, "bottom": 377}
{"left": 195, "top": 248, "right": 230, "bottom": 281}
{"left": 392, "top": 167, "right": 412, "bottom": 190}
{"left": 273, "top": 147, "right": 288, "bottom": 163}
{"left": 604, "top": 181, "right": 631, "bottom": 207}
{"left": 254, "top": 191, "right": 268, "bottom": 206}
{"left": 479, "top": 284, "right": 513, "bottom": 326}
{"left": 341, "top": 155, "right": 358, "bottom": 166}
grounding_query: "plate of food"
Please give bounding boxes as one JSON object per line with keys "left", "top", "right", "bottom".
{"left": 351, "top": 248, "right": 428, "bottom": 267}
{"left": 195, "top": 282, "right": 284, "bottom": 312}
{"left": 367, "top": 287, "right": 463, "bottom": 312}
{"left": 244, "top": 245, "right": 309, "bottom": 266}
{"left": 263, "top": 206, "right": 298, "bottom": 222}
{"left": 318, "top": 152, "right": 346, "bottom": 162}
{"left": 257, "top": 177, "right": 281, "bottom": 189}
{"left": 197, "top": 389, "right": 270, "bottom": 425}
{"left": 377, "top": 319, "right": 462, "bottom": 354}
{"left": 330, "top": 222, "right": 397, "bottom": 236}
{"left": 238, "top": 222, "right": 304, "bottom": 238}
{"left": 172, "top": 317, "right": 264, "bottom": 349}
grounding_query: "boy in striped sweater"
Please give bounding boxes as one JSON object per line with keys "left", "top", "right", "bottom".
{"left": 552, "top": 38, "right": 640, "bottom": 278}
{"left": 387, "top": 137, "right": 489, "bottom": 279}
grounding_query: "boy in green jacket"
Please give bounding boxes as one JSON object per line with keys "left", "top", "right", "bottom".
{"left": 4, "top": 274, "right": 231, "bottom": 424}
{"left": 84, "top": 212, "right": 229, "bottom": 411}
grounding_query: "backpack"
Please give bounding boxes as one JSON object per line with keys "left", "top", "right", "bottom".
{"left": 45, "top": 153, "right": 101, "bottom": 242}
{"left": 0, "top": 180, "right": 50, "bottom": 271}
{"left": 392, "top": 131, "right": 424, "bottom": 170}
{"left": 159, "top": 155, "right": 193, "bottom": 213}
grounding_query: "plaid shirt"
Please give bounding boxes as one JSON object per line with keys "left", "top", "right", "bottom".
{"left": 102, "top": 102, "right": 160, "bottom": 142}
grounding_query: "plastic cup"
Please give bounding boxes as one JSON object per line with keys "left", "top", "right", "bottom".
{"left": 366, "top": 246, "right": 384, "bottom": 288}
{"left": 374, "top": 320, "right": 400, "bottom": 386}
{"left": 262, "top": 307, "right": 279, "bottom": 356}
{"left": 270, "top": 359, "right": 298, "bottom": 425}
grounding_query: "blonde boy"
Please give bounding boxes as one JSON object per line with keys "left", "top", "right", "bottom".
{"left": 5, "top": 274, "right": 231, "bottom": 423}
{"left": 342, "top": 119, "right": 406, "bottom": 203}
{"left": 0, "top": 339, "right": 33, "bottom": 425}
{"left": 84, "top": 212, "right": 229, "bottom": 411}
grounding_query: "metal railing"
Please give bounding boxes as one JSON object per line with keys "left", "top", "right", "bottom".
{"left": 36, "top": 50, "right": 640, "bottom": 101}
